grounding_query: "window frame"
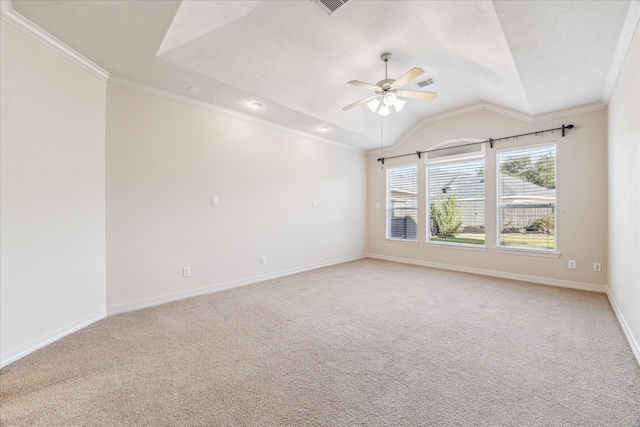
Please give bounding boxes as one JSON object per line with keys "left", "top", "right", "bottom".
{"left": 425, "top": 151, "right": 486, "bottom": 248}
{"left": 496, "top": 142, "right": 558, "bottom": 254}
{"left": 385, "top": 162, "right": 418, "bottom": 242}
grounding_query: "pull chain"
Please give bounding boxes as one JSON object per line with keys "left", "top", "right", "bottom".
{"left": 380, "top": 116, "right": 384, "bottom": 170}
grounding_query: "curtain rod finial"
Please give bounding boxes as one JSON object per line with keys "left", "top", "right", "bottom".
{"left": 562, "top": 124, "right": 574, "bottom": 137}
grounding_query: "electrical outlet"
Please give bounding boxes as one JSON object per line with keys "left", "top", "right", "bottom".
{"left": 593, "top": 262, "right": 602, "bottom": 272}
{"left": 568, "top": 260, "right": 576, "bottom": 269}
{"left": 183, "top": 266, "right": 191, "bottom": 277}
{"left": 260, "top": 256, "right": 266, "bottom": 264}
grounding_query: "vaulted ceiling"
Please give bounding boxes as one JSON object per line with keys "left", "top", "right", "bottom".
{"left": 6, "top": 0, "right": 634, "bottom": 150}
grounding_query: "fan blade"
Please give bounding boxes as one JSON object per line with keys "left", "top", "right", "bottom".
{"left": 347, "top": 80, "right": 380, "bottom": 90}
{"left": 342, "top": 95, "right": 377, "bottom": 111}
{"left": 391, "top": 67, "right": 425, "bottom": 89}
{"left": 396, "top": 90, "right": 437, "bottom": 100}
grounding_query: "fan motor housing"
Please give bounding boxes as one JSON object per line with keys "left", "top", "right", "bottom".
{"left": 376, "top": 79, "right": 396, "bottom": 91}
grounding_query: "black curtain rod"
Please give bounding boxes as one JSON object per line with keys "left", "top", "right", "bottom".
{"left": 377, "top": 124, "right": 574, "bottom": 165}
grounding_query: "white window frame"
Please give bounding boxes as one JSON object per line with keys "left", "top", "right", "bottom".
{"left": 426, "top": 151, "right": 486, "bottom": 248}
{"left": 386, "top": 163, "right": 418, "bottom": 242}
{"left": 496, "top": 142, "right": 557, "bottom": 254}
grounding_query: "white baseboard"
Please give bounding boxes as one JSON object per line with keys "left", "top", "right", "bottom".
{"left": 366, "top": 253, "right": 607, "bottom": 293}
{"left": 107, "top": 254, "right": 366, "bottom": 316}
{"left": 0, "top": 312, "right": 107, "bottom": 369}
{"left": 606, "top": 288, "right": 640, "bottom": 367}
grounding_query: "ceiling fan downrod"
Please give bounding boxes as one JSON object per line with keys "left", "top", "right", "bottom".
{"left": 381, "top": 52, "right": 392, "bottom": 80}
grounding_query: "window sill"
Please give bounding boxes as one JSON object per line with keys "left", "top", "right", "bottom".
{"left": 495, "top": 248, "right": 561, "bottom": 258}
{"left": 385, "top": 238, "right": 419, "bottom": 246}
{"left": 424, "top": 242, "right": 487, "bottom": 252}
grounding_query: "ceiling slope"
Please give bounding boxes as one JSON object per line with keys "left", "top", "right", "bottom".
{"left": 6, "top": 0, "right": 633, "bottom": 150}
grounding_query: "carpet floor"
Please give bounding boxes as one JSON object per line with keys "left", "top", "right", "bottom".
{"left": 1, "top": 258, "right": 639, "bottom": 426}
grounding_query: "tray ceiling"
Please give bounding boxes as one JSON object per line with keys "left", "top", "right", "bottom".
{"left": 6, "top": 0, "right": 633, "bottom": 150}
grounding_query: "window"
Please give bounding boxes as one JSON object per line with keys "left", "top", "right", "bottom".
{"left": 497, "top": 143, "right": 556, "bottom": 251}
{"left": 386, "top": 164, "right": 417, "bottom": 241}
{"left": 427, "top": 156, "right": 485, "bottom": 246}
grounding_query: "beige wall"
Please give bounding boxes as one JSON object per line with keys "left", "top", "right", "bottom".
{"left": 608, "top": 17, "right": 639, "bottom": 357}
{"left": 0, "top": 21, "right": 107, "bottom": 366}
{"left": 106, "top": 84, "right": 367, "bottom": 313}
{"left": 367, "top": 108, "right": 608, "bottom": 290}
{"left": 2, "top": 2, "right": 635, "bottom": 368}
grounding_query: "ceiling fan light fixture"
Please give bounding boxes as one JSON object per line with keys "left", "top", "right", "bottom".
{"left": 367, "top": 98, "right": 381, "bottom": 113}
{"left": 367, "top": 96, "right": 404, "bottom": 116}
{"left": 383, "top": 92, "right": 397, "bottom": 106}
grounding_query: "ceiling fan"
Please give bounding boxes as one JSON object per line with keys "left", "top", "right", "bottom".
{"left": 342, "top": 53, "right": 437, "bottom": 115}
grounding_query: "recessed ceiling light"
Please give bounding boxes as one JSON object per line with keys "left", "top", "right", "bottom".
{"left": 320, "top": 126, "right": 329, "bottom": 132}
{"left": 249, "top": 102, "right": 262, "bottom": 109}
{"left": 188, "top": 86, "right": 199, "bottom": 92}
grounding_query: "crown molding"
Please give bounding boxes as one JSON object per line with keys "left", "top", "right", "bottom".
{"left": 0, "top": 0, "right": 109, "bottom": 82}
{"left": 531, "top": 102, "right": 607, "bottom": 122}
{"left": 0, "top": 0, "right": 359, "bottom": 153}
{"left": 381, "top": 102, "right": 607, "bottom": 154}
{"left": 107, "top": 75, "right": 363, "bottom": 153}
{"left": 602, "top": 0, "right": 640, "bottom": 105}
{"left": 418, "top": 102, "right": 605, "bottom": 127}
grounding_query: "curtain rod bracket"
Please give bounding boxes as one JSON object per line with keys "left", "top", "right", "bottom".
{"left": 378, "top": 157, "right": 385, "bottom": 165}
{"left": 489, "top": 138, "right": 494, "bottom": 149}
{"left": 416, "top": 151, "right": 421, "bottom": 159}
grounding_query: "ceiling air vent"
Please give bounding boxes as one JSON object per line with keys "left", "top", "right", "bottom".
{"left": 416, "top": 77, "right": 435, "bottom": 88}
{"left": 312, "top": 0, "right": 350, "bottom": 16}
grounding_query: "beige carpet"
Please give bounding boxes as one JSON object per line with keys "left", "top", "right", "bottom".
{"left": 1, "top": 258, "right": 639, "bottom": 426}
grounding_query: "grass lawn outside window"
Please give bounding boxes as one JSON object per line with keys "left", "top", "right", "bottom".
{"left": 430, "top": 232, "right": 555, "bottom": 249}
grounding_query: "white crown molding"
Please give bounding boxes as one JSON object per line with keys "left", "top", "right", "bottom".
{"left": 0, "top": 0, "right": 109, "bottom": 82}
{"left": 378, "top": 102, "right": 607, "bottom": 154}
{"left": 107, "top": 75, "right": 363, "bottom": 153}
{"left": 434, "top": 103, "right": 532, "bottom": 124}
{"left": 419, "top": 102, "right": 606, "bottom": 127}
{"left": 602, "top": 0, "right": 640, "bottom": 105}
{"left": 530, "top": 102, "right": 607, "bottom": 122}
{"left": 1, "top": 0, "right": 359, "bottom": 153}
